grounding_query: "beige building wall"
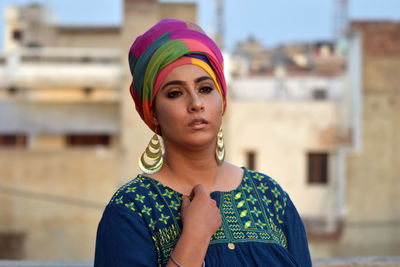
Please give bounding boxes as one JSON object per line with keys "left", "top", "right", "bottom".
{"left": 343, "top": 22, "right": 400, "bottom": 256}
{"left": 309, "top": 22, "right": 400, "bottom": 258}
{"left": 0, "top": 150, "right": 119, "bottom": 259}
{"left": 225, "top": 101, "right": 341, "bottom": 218}
{"left": 3, "top": 7, "right": 22, "bottom": 52}
{"left": 53, "top": 28, "right": 120, "bottom": 48}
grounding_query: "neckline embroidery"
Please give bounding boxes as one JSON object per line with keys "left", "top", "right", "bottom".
{"left": 110, "top": 169, "right": 288, "bottom": 266}
{"left": 138, "top": 166, "right": 248, "bottom": 197}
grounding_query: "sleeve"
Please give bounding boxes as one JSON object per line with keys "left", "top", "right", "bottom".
{"left": 94, "top": 204, "right": 158, "bottom": 267}
{"left": 283, "top": 196, "right": 312, "bottom": 267}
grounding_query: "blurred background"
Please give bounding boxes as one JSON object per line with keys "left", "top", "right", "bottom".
{"left": 0, "top": 0, "right": 399, "bottom": 262}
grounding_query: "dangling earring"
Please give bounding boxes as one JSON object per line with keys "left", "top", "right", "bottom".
{"left": 216, "top": 127, "right": 225, "bottom": 165}
{"left": 139, "top": 134, "right": 163, "bottom": 174}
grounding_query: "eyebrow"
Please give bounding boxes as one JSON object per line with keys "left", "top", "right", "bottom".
{"left": 160, "top": 76, "right": 213, "bottom": 91}
{"left": 195, "top": 76, "right": 213, "bottom": 83}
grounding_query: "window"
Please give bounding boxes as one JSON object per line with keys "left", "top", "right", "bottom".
{"left": 83, "top": 87, "right": 94, "bottom": 96}
{"left": 27, "top": 42, "right": 41, "bottom": 48}
{"left": 246, "top": 151, "right": 256, "bottom": 170}
{"left": 0, "top": 232, "right": 25, "bottom": 259}
{"left": 7, "top": 86, "right": 18, "bottom": 95}
{"left": 12, "top": 30, "right": 22, "bottom": 41}
{"left": 66, "top": 134, "right": 111, "bottom": 147}
{"left": 307, "top": 152, "right": 328, "bottom": 184}
{"left": 0, "top": 135, "right": 27, "bottom": 147}
{"left": 312, "top": 88, "right": 327, "bottom": 100}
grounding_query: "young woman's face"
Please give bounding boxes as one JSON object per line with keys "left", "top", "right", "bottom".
{"left": 153, "top": 64, "right": 223, "bottom": 149}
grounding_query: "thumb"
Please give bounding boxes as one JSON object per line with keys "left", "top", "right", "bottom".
{"left": 191, "top": 184, "right": 206, "bottom": 199}
{"left": 181, "top": 195, "right": 190, "bottom": 211}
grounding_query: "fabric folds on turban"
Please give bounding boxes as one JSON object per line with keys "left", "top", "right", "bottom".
{"left": 128, "top": 19, "right": 227, "bottom": 134}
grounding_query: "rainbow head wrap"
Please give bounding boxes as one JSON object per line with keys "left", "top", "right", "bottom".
{"left": 129, "top": 19, "right": 227, "bottom": 134}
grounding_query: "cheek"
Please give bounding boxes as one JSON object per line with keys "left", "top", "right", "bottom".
{"left": 213, "top": 93, "right": 223, "bottom": 115}
{"left": 154, "top": 102, "right": 183, "bottom": 129}
{"left": 207, "top": 94, "right": 223, "bottom": 127}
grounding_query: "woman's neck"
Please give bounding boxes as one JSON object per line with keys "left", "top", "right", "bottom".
{"left": 161, "top": 142, "right": 220, "bottom": 195}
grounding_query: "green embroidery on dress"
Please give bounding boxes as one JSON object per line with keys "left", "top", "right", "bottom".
{"left": 262, "top": 195, "right": 272, "bottom": 206}
{"left": 274, "top": 200, "right": 283, "bottom": 212}
{"left": 255, "top": 219, "right": 267, "bottom": 229}
{"left": 125, "top": 202, "right": 135, "bottom": 212}
{"left": 242, "top": 184, "right": 252, "bottom": 193}
{"left": 257, "top": 183, "right": 269, "bottom": 193}
{"left": 267, "top": 207, "right": 274, "bottom": 217}
{"left": 250, "top": 207, "right": 262, "bottom": 217}
{"left": 169, "top": 200, "right": 180, "bottom": 211}
{"left": 159, "top": 213, "right": 170, "bottom": 224}
{"left": 155, "top": 202, "right": 164, "bottom": 212}
{"left": 149, "top": 218, "right": 156, "bottom": 230}
{"left": 135, "top": 194, "right": 145, "bottom": 203}
{"left": 247, "top": 194, "right": 257, "bottom": 205}
{"left": 142, "top": 205, "right": 152, "bottom": 216}
{"left": 240, "top": 210, "right": 248, "bottom": 217}
{"left": 125, "top": 186, "right": 136, "bottom": 193}
{"left": 271, "top": 187, "right": 281, "bottom": 198}
{"left": 140, "top": 182, "right": 151, "bottom": 189}
{"left": 111, "top": 169, "right": 289, "bottom": 266}
{"left": 157, "top": 224, "right": 179, "bottom": 246}
{"left": 162, "top": 189, "right": 174, "bottom": 199}
{"left": 276, "top": 214, "right": 283, "bottom": 224}
{"left": 237, "top": 200, "right": 245, "bottom": 208}
{"left": 114, "top": 196, "right": 123, "bottom": 204}
{"left": 253, "top": 173, "right": 264, "bottom": 181}
{"left": 149, "top": 191, "right": 158, "bottom": 200}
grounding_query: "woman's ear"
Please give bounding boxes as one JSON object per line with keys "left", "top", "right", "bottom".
{"left": 152, "top": 114, "right": 159, "bottom": 127}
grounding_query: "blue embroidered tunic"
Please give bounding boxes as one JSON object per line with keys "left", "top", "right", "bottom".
{"left": 94, "top": 168, "right": 311, "bottom": 266}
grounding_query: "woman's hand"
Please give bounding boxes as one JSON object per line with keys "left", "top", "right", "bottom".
{"left": 167, "top": 184, "right": 221, "bottom": 266}
{"left": 180, "top": 184, "right": 222, "bottom": 241}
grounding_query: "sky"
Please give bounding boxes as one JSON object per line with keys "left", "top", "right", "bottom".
{"left": 0, "top": 0, "right": 400, "bottom": 51}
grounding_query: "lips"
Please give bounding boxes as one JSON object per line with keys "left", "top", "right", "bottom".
{"left": 188, "top": 118, "right": 209, "bottom": 128}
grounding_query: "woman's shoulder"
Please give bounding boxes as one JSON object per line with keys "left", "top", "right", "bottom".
{"left": 245, "top": 168, "right": 282, "bottom": 185}
{"left": 106, "top": 174, "right": 159, "bottom": 213}
{"left": 243, "top": 168, "right": 288, "bottom": 199}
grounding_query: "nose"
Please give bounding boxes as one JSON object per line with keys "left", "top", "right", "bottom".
{"left": 188, "top": 93, "right": 204, "bottom": 112}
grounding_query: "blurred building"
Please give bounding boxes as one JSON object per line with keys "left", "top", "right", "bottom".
{"left": 309, "top": 20, "right": 400, "bottom": 257}
{"left": 0, "top": 0, "right": 196, "bottom": 260}
{"left": 228, "top": 38, "right": 351, "bottom": 256}
{"left": 227, "top": 21, "right": 400, "bottom": 257}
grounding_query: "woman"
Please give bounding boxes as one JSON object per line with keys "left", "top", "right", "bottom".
{"left": 94, "top": 19, "right": 311, "bottom": 267}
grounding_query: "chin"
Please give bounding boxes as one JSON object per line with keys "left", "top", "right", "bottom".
{"left": 184, "top": 131, "right": 216, "bottom": 148}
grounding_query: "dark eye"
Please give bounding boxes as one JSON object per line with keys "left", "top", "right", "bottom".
{"left": 199, "top": 86, "right": 214, "bottom": 94}
{"left": 167, "top": 90, "right": 183, "bottom": 98}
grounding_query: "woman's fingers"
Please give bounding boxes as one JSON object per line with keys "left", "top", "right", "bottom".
{"left": 181, "top": 195, "right": 190, "bottom": 210}
{"left": 180, "top": 184, "right": 222, "bottom": 239}
{"left": 190, "top": 184, "right": 207, "bottom": 199}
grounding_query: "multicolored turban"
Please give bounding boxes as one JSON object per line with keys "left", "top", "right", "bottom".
{"left": 128, "top": 19, "right": 227, "bottom": 134}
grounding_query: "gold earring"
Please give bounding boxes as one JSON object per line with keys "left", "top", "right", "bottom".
{"left": 139, "top": 134, "right": 163, "bottom": 174}
{"left": 216, "top": 127, "right": 225, "bottom": 165}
